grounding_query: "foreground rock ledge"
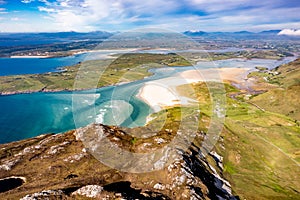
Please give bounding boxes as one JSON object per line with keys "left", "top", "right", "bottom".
{"left": 0, "top": 124, "right": 238, "bottom": 200}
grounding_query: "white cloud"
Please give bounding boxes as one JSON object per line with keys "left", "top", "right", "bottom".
{"left": 278, "top": 29, "right": 300, "bottom": 36}
{"left": 246, "top": 22, "right": 300, "bottom": 32}
{"left": 11, "top": 17, "right": 21, "bottom": 21}
{"left": 37, "top": 0, "right": 117, "bottom": 31}
{"left": 21, "top": 0, "right": 35, "bottom": 3}
{"left": 38, "top": 7, "right": 55, "bottom": 12}
{"left": 0, "top": 7, "right": 7, "bottom": 14}
{"left": 38, "top": 0, "right": 51, "bottom": 6}
{"left": 188, "top": 0, "right": 251, "bottom": 12}
{"left": 2, "top": 0, "right": 300, "bottom": 32}
{"left": 35, "top": 0, "right": 182, "bottom": 31}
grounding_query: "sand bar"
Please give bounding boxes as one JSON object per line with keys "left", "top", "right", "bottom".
{"left": 137, "top": 67, "right": 251, "bottom": 111}
{"left": 10, "top": 55, "right": 50, "bottom": 58}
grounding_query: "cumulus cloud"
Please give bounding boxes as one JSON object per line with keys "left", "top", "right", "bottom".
{"left": 37, "top": 0, "right": 118, "bottom": 31}
{"left": 278, "top": 29, "right": 300, "bottom": 36}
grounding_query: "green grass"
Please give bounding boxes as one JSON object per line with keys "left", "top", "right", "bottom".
{"left": 149, "top": 59, "right": 300, "bottom": 199}
{"left": 130, "top": 137, "right": 138, "bottom": 145}
{"left": 250, "top": 59, "right": 300, "bottom": 121}
{"left": 163, "top": 80, "right": 300, "bottom": 199}
{"left": 224, "top": 162, "right": 236, "bottom": 174}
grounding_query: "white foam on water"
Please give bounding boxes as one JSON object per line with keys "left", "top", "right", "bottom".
{"left": 98, "top": 100, "right": 134, "bottom": 126}
{"left": 95, "top": 113, "right": 105, "bottom": 124}
{"left": 73, "top": 93, "right": 100, "bottom": 105}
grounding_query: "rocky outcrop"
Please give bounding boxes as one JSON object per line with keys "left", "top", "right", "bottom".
{"left": 0, "top": 124, "right": 238, "bottom": 199}
{"left": 182, "top": 143, "right": 237, "bottom": 200}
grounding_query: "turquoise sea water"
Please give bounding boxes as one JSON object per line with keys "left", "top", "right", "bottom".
{"left": 0, "top": 88, "right": 151, "bottom": 144}
{"left": 0, "top": 66, "right": 183, "bottom": 144}
{"left": 0, "top": 55, "right": 296, "bottom": 144}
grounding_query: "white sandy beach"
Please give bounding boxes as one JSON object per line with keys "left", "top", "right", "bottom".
{"left": 137, "top": 81, "right": 194, "bottom": 112}
{"left": 10, "top": 55, "right": 50, "bottom": 58}
{"left": 137, "top": 67, "right": 251, "bottom": 111}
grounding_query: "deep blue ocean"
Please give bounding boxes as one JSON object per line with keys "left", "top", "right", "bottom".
{"left": 0, "top": 55, "right": 86, "bottom": 76}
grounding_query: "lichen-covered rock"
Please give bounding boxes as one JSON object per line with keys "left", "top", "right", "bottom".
{"left": 20, "top": 190, "right": 64, "bottom": 200}
{"left": 72, "top": 185, "right": 103, "bottom": 198}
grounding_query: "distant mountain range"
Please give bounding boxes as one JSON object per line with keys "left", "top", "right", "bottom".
{"left": 0, "top": 31, "right": 112, "bottom": 39}
{"left": 182, "top": 30, "right": 286, "bottom": 39}
{"left": 0, "top": 29, "right": 298, "bottom": 47}
{"left": 0, "top": 31, "right": 113, "bottom": 47}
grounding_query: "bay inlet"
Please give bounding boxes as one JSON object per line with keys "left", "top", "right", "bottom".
{"left": 0, "top": 52, "right": 296, "bottom": 144}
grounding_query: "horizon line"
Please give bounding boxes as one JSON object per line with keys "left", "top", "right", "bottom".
{"left": 0, "top": 29, "right": 284, "bottom": 34}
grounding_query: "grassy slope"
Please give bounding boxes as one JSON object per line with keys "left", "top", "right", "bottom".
{"left": 250, "top": 58, "right": 300, "bottom": 121}
{"left": 175, "top": 80, "right": 300, "bottom": 199}
{"left": 223, "top": 101, "right": 300, "bottom": 199}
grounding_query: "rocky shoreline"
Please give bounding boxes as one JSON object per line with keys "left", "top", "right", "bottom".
{"left": 0, "top": 88, "right": 71, "bottom": 96}
{"left": 0, "top": 87, "right": 91, "bottom": 96}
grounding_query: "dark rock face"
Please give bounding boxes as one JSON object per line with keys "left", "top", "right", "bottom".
{"left": 0, "top": 124, "right": 237, "bottom": 199}
{"left": 182, "top": 143, "right": 239, "bottom": 200}
{"left": 103, "top": 181, "right": 171, "bottom": 199}
{"left": 0, "top": 177, "right": 25, "bottom": 193}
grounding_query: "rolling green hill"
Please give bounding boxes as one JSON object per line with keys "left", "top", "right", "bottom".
{"left": 250, "top": 58, "right": 300, "bottom": 121}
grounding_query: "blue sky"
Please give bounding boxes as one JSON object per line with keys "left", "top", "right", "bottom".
{"left": 0, "top": 0, "right": 299, "bottom": 32}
